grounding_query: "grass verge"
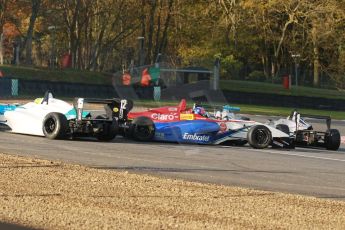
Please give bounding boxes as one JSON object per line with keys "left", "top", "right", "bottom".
{"left": 220, "top": 80, "right": 345, "bottom": 100}
{"left": 134, "top": 99, "right": 345, "bottom": 120}
{"left": 0, "top": 65, "right": 112, "bottom": 85}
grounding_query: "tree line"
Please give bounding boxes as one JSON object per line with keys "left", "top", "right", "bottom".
{"left": 1, "top": 0, "right": 345, "bottom": 89}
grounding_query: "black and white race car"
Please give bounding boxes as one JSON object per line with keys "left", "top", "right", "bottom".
{"left": 268, "top": 111, "right": 341, "bottom": 150}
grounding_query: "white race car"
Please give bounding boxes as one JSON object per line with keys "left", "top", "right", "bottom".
{"left": 268, "top": 111, "right": 341, "bottom": 150}
{"left": 0, "top": 91, "right": 132, "bottom": 141}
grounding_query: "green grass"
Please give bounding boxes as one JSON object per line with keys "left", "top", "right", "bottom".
{"left": 231, "top": 103, "right": 345, "bottom": 120}
{"left": 0, "top": 65, "right": 112, "bottom": 85}
{"left": 220, "top": 80, "right": 345, "bottom": 100}
{"left": 134, "top": 99, "right": 345, "bottom": 120}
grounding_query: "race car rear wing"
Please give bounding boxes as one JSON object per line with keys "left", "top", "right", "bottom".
{"left": 289, "top": 110, "right": 331, "bottom": 131}
{"left": 300, "top": 114, "right": 331, "bottom": 131}
{"left": 73, "top": 98, "right": 133, "bottom": 121}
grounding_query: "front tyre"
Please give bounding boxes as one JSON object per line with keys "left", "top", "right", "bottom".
{"left": 325, "top": 129, "right": 341, "bottom": 151}
{"left": 247, "top": 125, "right": 272, "bottom": 149}
{"left": 43, "top": 112, "right": 68, "bottom": 139}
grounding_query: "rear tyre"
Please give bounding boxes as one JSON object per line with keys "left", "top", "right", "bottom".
{"left": 247, "top": 125, "right": 272, "bottom": 149}
{"left": 95, "top": 115, "right": 118, "bottom": 141}
{"left": 130, "top": 116, "right": 155, "bottom": 141}
{"left": 43, "top": 112, "right": 68, "bottom": 139}
{"left": 325, "top": 129, "right": 341, "bottom": 151}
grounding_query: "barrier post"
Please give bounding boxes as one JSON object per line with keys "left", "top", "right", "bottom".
{"left": 153, "top": 86, "right": 161, "bottom": 101}
{"left": 11, "top": 79, "right": 18, "bottom": 96}
{"left": 283, "top": 75, "right": 290, "bottom": 89}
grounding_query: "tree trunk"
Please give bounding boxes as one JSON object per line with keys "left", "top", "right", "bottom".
{"left": 0, "top": 33, "right": 3, "bottom": 65}
{"left": 158, "top": 0, "right": 173, "bottom": 56}
{"left": 0, "top": 0, "right": 8, "bottom": 65}
{"left": 313, "top": 50, "right": 320, "bottom": 86}
{"left": 312, "top": 26, "right": 319, "bottom": 87}
{"left": 25, "top": 0, "right": 41, "bottom": 65}
{"left": 147, "top": 0, "right": 157, "bottom": 64}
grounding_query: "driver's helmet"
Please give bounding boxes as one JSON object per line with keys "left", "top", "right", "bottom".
{"left": 34, "top": 98, "right": 43, "bottom": 104}
{"left": 193, "top": 106, "right": 206, "bottom": 116}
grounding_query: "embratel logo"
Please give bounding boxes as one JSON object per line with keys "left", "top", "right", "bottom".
{"left": 182, "top": 133, "right": 210, "bottom": 142}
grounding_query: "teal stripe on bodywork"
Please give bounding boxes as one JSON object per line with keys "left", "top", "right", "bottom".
{"left": 65, "top": 109, "right": 90, "bottom": 120}
{"left": 0, "top": 104, "right": 17, "bottom": 115}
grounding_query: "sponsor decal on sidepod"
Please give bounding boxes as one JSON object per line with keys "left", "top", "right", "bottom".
{"left": 182, "top": 133, "right": 210, "bottom": 142}
{"left": 219, "top": 122, "right": 227, "bottom": 133}
{"left": 151, "top": 113, "right": 178, "bottom": 121}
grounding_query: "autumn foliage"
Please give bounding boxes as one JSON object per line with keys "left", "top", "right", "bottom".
{"left": 0, "top": 0, "right": 345, "bottom": 89}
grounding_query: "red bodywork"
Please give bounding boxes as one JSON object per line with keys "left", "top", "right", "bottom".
{"left": 128, "top": 99, "right": 253, "bottom": 123}
{"left": 128, "top": 99, "right": 220, "bottom": 123}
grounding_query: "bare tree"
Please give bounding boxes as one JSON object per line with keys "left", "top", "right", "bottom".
{"left": 24, "top": 0, "right": 41, "bottom": 65}
{"left": 0, "top": 0, "right": 9, "bottom": 65}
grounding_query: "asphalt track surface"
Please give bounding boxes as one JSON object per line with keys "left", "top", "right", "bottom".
{"left": 1, "top": 115, "right": 345, "bottom": 201}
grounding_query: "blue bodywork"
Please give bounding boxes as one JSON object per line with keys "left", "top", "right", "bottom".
{"left": 153, "top": 120, "right": 244, "bottom": 145}
{"left": 0, "top": 104, "right": 17, "bottom": 115}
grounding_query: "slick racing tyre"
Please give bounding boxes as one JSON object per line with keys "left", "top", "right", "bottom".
{"left": 95, "top": 115, "right": 118, "bottom": 141}
{"left": 325, "top": 129, "right": 341, "bottom": 151}
{"left": 43, "top": 112, "right": 68, "bottom": 139}
{"left": 247, "top": 125, "right": 272, "bottom": 149}
{"left": 130, "top": 116, "right": 155, "bottom": 141}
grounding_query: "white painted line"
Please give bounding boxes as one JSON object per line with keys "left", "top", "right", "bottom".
{"left": 252, "top": 149, "right": 345, "bottom": 163}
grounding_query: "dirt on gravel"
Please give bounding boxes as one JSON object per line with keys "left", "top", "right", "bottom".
{"left": 1, "top": 153, "right": 345, "bottom": 230}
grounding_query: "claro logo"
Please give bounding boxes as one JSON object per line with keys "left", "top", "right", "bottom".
{"left": 182, "top": 133, "right": 210, "bottom": 142}
{"left": 151, "top": 113, "right": 177, "bottom": 121}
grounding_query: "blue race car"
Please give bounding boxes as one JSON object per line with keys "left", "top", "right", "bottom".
{"left": 126, "top": 100, "right": 291, "bottom": 149}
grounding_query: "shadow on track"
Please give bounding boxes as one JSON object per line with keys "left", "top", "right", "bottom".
{"left": 0, "top": 222, "right": 36, "bottom": 230}
{"left": 94, "top": 166, "right": 295, "bottom": 174}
